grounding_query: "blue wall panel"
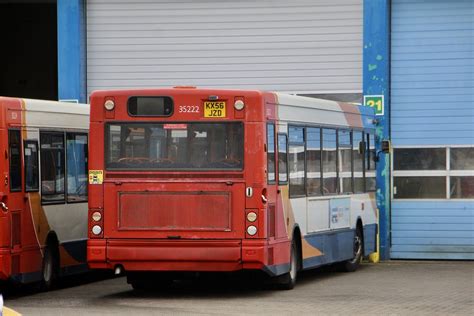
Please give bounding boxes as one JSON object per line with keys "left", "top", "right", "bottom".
{"left": 391, "top": 201, "right": 474, "bottom": 260}
{"left": 391, "top": 0, "right": 474, "bottom": 147}
{"left": 57, "top": 0, "right": 86, "bottom": 103}
{"left": 390, "top": 0, "right": 474, "bottom": 260}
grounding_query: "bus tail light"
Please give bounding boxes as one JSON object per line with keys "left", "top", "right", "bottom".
{"left": 247, "top": 225, "right": 257, "bottom": 236}
{"left": 234, "top": 99, "right": 245, "bottom": 110}
{"left": 246, "top": 209, "right": 262, "bottom": 238}
{"left": 89, "top": 208, "right": 103, "bottom": 238}
{"left": 247, "top": 211, "right": 257, "bottom": 222}
{"left": 92, "top": 225, "right": 102, "bottom": 235}
{"left": 234, "top": 96, "right": 245, "bottom": 119}
{"left": 104, "top": 99, "right": 115, "bottom": 111}
{"left": 92, "top": 211, "right": 102, "bottom": 222}
{"left": 104, "top": 97, "right": 115, "bottom": 119}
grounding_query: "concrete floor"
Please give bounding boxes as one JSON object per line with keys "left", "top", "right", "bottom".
{"left": 2, "top": 261, "right": 474, "bottom": 315}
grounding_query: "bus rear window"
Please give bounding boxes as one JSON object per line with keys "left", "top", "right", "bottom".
{"left": 106, "top": 122, "right": 243, "bottom": 170}
{"left": 128, "top": 96, "right": 173, "bottom": 116}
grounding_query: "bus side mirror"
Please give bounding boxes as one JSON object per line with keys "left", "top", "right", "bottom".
{"left": 375, "top": 140, "right": 391, "bottom": 162}
{"left": 381, "top": 140, "right": 391, "bottom": 154}
{"left": 358, "top": 141, "right": 366, "bottom": 154}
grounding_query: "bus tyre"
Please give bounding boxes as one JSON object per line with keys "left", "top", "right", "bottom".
{"left": 41, "top": 245, "right": 58, "bottom": 290}
{"left": 342, "top": 226, "right": 363, "bottom": 272}
{"left": 277, "top": 241, "right": 298, "bottom": 290}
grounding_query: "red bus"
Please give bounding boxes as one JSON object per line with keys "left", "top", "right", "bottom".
{"left": 87, "top": 88, "right": 377, "bottom": 290}
{"left": 0, "top": 97, "right": 89, "bottom": 289}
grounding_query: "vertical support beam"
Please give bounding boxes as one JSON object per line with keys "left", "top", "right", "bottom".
{"left": 57, "top": 0, "right": 86, "bottom": 103}
{"left": 363, "top": 0, "right": 391, "bottom": 260}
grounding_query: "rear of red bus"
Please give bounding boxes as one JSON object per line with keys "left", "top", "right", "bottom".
{"left": 87, "top": 88, "right": 290, "bottom": 284}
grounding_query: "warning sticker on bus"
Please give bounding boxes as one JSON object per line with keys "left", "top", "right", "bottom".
{"left": 89, "top": 170, "right": 103, "bottom": 185}
{"left": 204, "top": 101, "right": 226, "bottom": 118}
{"left": 164, "top": 124, "right": 187, "bottom": 129}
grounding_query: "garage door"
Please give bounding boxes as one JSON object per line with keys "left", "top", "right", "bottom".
{"left": 390, "top": 0, "right": 474, "bottom": 259}
{"left": 86, "top": 0, "right": 363, "bottom": 96}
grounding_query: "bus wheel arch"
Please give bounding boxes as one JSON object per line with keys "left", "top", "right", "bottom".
{"left": 291, "top": 226, "right": 303, "bottom": 271}
{"left": 41, "top": 232, "right": 60, "bottom": 290}
{"left": 356, "top": 218, "right": 365, "bottom": 256}
{"left": 342, "top": 219, "right": 364, "bottom": 272}
{"left": 276, "top": 225, "right": 302, "bottom": 290}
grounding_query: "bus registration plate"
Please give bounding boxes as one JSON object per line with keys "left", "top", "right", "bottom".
{"left": 204, "top": 101, "right": 226, "bottom": 118}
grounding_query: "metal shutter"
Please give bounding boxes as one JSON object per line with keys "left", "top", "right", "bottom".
{"left": 86, "top": 0, "right": 362, "bottom": 96}
{"left": 390, "top": 0, "right": 474, "bottom": 260}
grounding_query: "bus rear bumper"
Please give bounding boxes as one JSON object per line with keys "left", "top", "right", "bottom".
{"left": 89, "top": 239, "right": 244, "bottom": 272}
{"left": 87, "top": 239, "right": 287, "bottom": 275}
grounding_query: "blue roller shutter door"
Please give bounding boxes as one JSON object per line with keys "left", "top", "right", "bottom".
{"left": 390, "top": 0, "right": 474, "bottom": 260}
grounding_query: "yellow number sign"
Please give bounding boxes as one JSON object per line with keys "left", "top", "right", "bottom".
{"left": 363, "top": 95, "right": 384, "bottom": 116}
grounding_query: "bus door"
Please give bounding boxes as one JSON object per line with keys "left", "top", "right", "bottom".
{"left": 5, "top": 129, "right": 24, "bottom": 271}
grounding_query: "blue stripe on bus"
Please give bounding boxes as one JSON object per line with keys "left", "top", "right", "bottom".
{"left": 263, "top": 263, "right": 291, "bottom": 277}
{"left": 363, "top": 224, "right": 377, "bottom": 255}
{"left": 300, "top": 224, "right": 377, "bottom": 270}
{"left": 302, "top": 229, "right": 354, "bottom": 270}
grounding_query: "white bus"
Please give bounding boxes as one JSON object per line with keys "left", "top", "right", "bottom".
{"left": 0, "top": 97, "right": 89, "bottom": 289}
{"left": 86, "top": 88, "right": 378, "bottom": 290}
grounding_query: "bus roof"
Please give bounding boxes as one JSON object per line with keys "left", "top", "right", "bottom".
{"left": 0, "top": 97, "right": 89, "bottom": 129}
{"left": 90, "top": 87, "right": 375, "bottom": 130}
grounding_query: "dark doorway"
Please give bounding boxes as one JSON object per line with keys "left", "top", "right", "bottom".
{"left": 0, "top": 1, "right": 58, "bottom": 100}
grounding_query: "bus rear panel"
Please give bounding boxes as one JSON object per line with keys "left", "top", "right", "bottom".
{"left": 87, "top": 88, "right": 283, "bottom": 275}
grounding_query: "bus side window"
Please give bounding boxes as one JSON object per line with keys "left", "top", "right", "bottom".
{"left": 288, "top": 126, "right": 305, "bottom": 197}
{"left": 277, "top": 133, "right": 288, "bottom": 185}
{"left": 8, "top": 130, "right": 22, "bottom": 192}
{"left": 353, "top": 131, "right": 365, "bottom": 193}
{"left": 322, "top": 128, "right": 337, "bottom": 195}
{"left": 267, "top": 123, "right": 276, "bottom": 183}
{"left": 24, "top": 140, "right": 39, "bottom": 192}
{"left": 66, "top": 133, "right": 88, "bottom": 202}
{"left": 306, "top": 127, "right": 321, "bottom": 196}
{"left": 40, "top": 132, "right": 65, "bottom": 204}
{"left": 339, "top": 129, "right": 352, "bottom": 194}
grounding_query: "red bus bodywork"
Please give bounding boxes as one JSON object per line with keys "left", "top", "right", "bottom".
{"left": 87, "top": 88, "right": 290, "bottom": 276}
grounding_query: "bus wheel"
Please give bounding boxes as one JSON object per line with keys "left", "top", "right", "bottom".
{"left": 276, "top": 241, "right": 298, "bottom": 290}
{"left": 41, "top": 245, "right": 58, "bottom": 290}
{"left": 342, "top": 226, "right": 363, "bottom": 272}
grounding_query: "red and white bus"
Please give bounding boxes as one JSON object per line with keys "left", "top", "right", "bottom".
{"left": 87, "top": 88, "right": 377, "bottom": 289}
{"left": 0, "top": 97, "right": 89, "bottom": 289}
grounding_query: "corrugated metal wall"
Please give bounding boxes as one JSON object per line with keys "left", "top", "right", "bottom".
{"left": 391, "top": 0, "right": 473, "bottom": 146}
{"left": 86, "top": 0, "right": 363, "bottom": 96}
{"left": 390, "top": 0, "right": 474, "bottom": 260}
{"left": 391, "top": 201, "right": 474, "bottom": 260}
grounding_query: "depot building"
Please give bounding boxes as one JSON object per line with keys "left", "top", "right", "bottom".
{"left": 1, "top": 0, "right": 472, "bottom": 260}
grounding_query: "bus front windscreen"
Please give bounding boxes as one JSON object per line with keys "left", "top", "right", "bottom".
{"left": 106, "top": 122, "right": 244, "bottom": 170}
